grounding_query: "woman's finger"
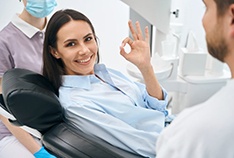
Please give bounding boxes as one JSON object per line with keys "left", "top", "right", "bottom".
{"left": 135, "top": 21, "right": 143, "bottom": 40}
{"left": 121, "top": 37, "right": 133, "bottom": 46}
{"left": 128, "top": 20, "right": 138, "bottom": 41}
{"left": 145, "top": 26, "right": 149, "bottom": 44}
{"left": 120, "top": 37, "right": 133, "bottom": 59}
{"left": 119, "top": 42, "right": 128, "bottom": 58}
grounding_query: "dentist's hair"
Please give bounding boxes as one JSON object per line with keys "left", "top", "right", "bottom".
{"left": 214, "top": 0, "right": 234, "bottom": 16}
{"left": 43, "top": 9, "right": 100, "bottom": 92}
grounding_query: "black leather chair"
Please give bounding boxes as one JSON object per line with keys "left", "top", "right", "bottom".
{"left": 0, "top": 68, "right": 145, "bottom": 158}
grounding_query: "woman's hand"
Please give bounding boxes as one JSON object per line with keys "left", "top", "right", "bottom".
{"left": 120, "top": 20, "right": 151, "bottom": 72}
{"left": 120, "top": 20, "right": 164, "bottom": 100}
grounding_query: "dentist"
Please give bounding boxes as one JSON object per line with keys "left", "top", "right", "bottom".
{"left": 156, "top": 0, "right": 234, "bottom": 157}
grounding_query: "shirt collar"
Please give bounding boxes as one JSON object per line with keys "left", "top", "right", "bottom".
{"left": 11, "top": 14, "right": 45, "bottom": 38}
{"left": 61, "top": 64, "right": 113, "bottom": 90}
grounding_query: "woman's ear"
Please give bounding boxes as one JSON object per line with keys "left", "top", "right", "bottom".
{"left": 50, "top": 46, "right": 60, "bottom": 59}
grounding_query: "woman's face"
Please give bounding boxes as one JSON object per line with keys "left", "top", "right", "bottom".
{"left": 52, "top": 20, "right": 98, "bottom": 75}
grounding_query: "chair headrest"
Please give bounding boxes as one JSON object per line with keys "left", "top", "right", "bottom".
{"left": 2, "top": 68, "right": 63, "bottom": 134}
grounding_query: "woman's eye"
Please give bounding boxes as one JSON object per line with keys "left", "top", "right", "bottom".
{"left": 67, "top": 42, "right": 75, "bottom": 47}
{"left": 85, "top": 37, "right": 93, "bottom": 42}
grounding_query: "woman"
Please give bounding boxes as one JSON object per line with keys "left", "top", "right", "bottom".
{"left": 43, "top": 9, "right": 168, "bottom": 158}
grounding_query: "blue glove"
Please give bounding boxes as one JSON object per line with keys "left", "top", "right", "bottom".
{"left": 34, "top": 146, "right": 56, "bottom": 158}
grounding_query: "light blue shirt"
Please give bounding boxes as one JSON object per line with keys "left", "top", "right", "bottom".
{"left": 59, "top": 64, "right": 168, "bottom": 158}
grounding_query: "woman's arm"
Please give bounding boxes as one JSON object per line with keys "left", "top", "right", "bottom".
{"left": 120, "top": 20, "right": 163, "bottom": 100}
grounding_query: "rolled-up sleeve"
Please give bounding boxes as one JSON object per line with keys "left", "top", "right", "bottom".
{"left": 136, "top": 82, "right": 169, "bottom": 116}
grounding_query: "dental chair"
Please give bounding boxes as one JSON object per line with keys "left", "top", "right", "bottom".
{"left": 0, "top": 68, "right": 145, "bottom": 158}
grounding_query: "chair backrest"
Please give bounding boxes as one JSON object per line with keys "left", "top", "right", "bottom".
{"left": 2, "top": 68, "right": 63, "bottom": 134}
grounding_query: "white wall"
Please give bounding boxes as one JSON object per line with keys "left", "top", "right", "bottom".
{"left": 171, "top": 0, "right": 206, "bottom": 49}
{"left": 0, "top": 1, "right": 23, "bottom": 30}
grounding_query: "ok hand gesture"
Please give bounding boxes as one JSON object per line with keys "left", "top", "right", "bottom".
{"left": 120, "top": 20, "right": 151, "bottom": 72}
{"left": 120, "top": 20, "right": 163, "bottom": 100}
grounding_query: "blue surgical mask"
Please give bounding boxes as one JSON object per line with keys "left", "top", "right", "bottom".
{"left": 26, "top": 0, "right": 57, "bottom": 18}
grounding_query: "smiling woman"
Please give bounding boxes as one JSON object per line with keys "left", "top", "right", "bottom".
{"left": 50, "top": 20, "right": 98, "bottom": 75}
{"left": 42, "top": 9, "right": 169, "bottom": 158}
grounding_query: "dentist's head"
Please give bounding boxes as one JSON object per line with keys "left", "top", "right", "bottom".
{"left": 21, "top": 0, "right": 57, "bottom": 18}
{"left": 19, "top": 0, "right": 57, "bottom": 30}
{"left": 202, "top": 0, "right": 234, "bottom": 78}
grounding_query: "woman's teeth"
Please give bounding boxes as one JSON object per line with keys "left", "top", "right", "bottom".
{"left": 78, "top": 57, "right": 91, "bottom": 63}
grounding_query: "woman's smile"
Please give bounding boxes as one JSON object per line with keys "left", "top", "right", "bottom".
{"left": 75, "top": 54, "right": 94, "bottom": 64}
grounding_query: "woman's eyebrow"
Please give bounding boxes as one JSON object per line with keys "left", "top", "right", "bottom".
{"left": 83, "top": 33, "right": 93, "bottom": 39}
{"left": 63, "top": 33, "right": 93, "bottom": 43}
{"left": 64, "top": 39, "right": 77, "bottom": 43}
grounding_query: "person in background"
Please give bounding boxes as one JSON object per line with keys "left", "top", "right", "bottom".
{"left": 156, "top": 0, "right": 234, "bottom": 157}
{"left": 42, "top": 9, "right": 168, "bottom": 158}
{"left": 0, "top": 0, "right": 57, "bottom": 157}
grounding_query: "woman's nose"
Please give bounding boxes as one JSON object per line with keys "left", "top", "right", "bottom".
{"left": 78, "top": 43, "right": 89, "bottom": 55}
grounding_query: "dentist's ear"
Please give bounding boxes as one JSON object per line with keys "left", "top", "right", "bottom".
{"left": 229, "top": 4, "right": 234, "bottom": 37}
{"left": 50, "top": 46, "right": 60, "bottom": 59}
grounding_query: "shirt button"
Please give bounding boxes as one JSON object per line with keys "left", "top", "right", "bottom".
{"left": 39, "top": 33, "right": 43, "bottom": 37}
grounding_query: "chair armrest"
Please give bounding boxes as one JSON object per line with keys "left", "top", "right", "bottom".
{"left": 2, "top": 69, "right": 63, "bottom": 134}
{"left": 43, "top": 123, "right": 145, "bottom": 158}
{"left": 0, "top": 104, "right": 16, "bottom": 121}
{"left": 0, "top": 94, "right": 41, "bottom": 138}
{"left": 0, "top": 94, "right": 16, "bottom": 120}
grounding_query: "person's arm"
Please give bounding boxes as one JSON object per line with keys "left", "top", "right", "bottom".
{"left": 1, "top": 78, "right": 42, "bottom": 154}
{"left": 120, "top": 20, "right": 163, "bottom": 100}
{"left": 0, "top": 77, "right": 41, "bottom": 153}
{"left": 0, "top": 115, "right": 41, "bottom": 153}
{"left": 0, "top": 79, "right": 55, "bottom": 157}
